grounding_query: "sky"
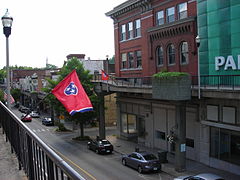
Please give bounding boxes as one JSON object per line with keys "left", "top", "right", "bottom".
{"left": 0, "top": 0, "right": 126, "bottom": 69}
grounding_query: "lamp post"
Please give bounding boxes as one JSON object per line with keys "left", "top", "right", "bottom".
{"left": 106, "top": 55, "right": 109, "bottom": 92}
{"left": 2, "top": 9, "right": 13, "bottom": 108}
{"left": 196, "top": 35, "right": 200, "bottom": 99}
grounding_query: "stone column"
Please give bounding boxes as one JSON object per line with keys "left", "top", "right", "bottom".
{"left": 175, "top": 101, "right": 186, "bottom": 172}
{"left": 99, "top": 94, "right": 106, "bottom": 139}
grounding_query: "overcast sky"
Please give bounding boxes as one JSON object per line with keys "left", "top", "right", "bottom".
{"left": 0, "top": 0, "right": 126, "bottom": 69}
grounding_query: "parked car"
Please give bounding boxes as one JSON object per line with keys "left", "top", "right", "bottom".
{"left": 122, "top": 151, "right": 161, "bottom": 173}
{"left": 21, "top": 114, "right": 32, "bottom": 122}
{"left": 87, "top": 138, "right": 113, "bottom": 154}
{"left": 42, "top": 117, "right": 54, "bottom": 126}
{"left": 19, "top": 106, "right": 30, "bottom": 114}
{"left": 30, "top": 111, "right": 40, "bottom": 118}
{"left": 174, "top": 173, "right": 224, "bottom": 180}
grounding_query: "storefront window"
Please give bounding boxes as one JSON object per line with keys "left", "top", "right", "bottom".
{"left": 121, "top": 113, "right": 137, "bottom": 134}
{"left": 121, "top": 113, "right": 128, "bottom": 133}
{"left": 210, "top": 127, "right": 240, "bottom": 165}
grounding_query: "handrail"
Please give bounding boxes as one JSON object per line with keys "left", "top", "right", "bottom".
{"left": 0, "top": 101, "right": 85, "bottom": 180}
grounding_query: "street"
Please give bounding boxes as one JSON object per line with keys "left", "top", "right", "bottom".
{"left": 13, "top": 108, "right": 174, "bottom": 180}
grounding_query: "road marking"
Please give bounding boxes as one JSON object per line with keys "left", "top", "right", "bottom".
{"left": 33, "top": 129, "right": 36, "bottom": 132}
{"left": 48, "top": 144, "right": 97, "bottom": 180}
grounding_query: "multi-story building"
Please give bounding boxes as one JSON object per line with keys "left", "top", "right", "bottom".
{"left": 104, "top": 0, "right": 240, "bottom": 175}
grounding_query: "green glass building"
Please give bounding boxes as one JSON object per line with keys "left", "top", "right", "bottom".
{"left": 197, "top": 0, "right": 240, "bottom": 77}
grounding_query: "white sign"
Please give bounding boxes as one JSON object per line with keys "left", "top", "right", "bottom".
{"left": 180, "top": 144, "right": 186, "bottom": 152}
{"left": 215, "top": 55, "right": 240, "bottom": 71}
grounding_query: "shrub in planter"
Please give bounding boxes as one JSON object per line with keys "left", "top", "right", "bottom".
{"left": 152, "top": 72, "right": 191, "bottom": 100}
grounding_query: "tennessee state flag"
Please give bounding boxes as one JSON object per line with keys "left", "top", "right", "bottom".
{"left": 52, "top": 69, "right": 93, "bottom": 115}
{"left": 101, "top": 70, "right": 109, "bottom": 80}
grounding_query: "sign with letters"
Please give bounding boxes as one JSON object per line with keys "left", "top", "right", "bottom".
{"left": 215, "top": 55, "right": 240, "bottom": 71}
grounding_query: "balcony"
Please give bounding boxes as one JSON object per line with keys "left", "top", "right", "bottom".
{"left": 92, "top": 74, "right": 240, "bottom": 100}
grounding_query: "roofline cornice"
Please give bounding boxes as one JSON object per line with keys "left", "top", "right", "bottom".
{"left": 106, "top": 0, "right": 152, "bottom": 19}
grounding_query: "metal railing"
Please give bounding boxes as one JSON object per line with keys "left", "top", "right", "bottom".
{"left": 93, "top": 73, "right": 240, "bottom": 91}
{"left": 0, "top": 101, "right": 85, "bottom": 180}
{"left": 191, "top": 75, "right": 240, "bottom": 90}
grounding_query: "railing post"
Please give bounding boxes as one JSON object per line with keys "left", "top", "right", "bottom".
{"left": 47, "top": 156, "right": 54, "bottom": 180}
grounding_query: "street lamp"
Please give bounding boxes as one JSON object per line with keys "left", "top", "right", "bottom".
{"left": 2, "top": 9, "right": 13, "bottom": 108}
{"left": 195, "top": 35, "right": 200, "bottom": 99}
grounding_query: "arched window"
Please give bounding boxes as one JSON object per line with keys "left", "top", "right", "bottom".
{"left": 156, "top": 46, "right": 164, "bottom": 66}
{"left": 168, "top": 44, "right": 175, "bottom": 65}
{"left": 180, "top": 41, "right": 189, "bottom": 64}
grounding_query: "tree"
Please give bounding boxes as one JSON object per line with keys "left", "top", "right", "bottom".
{"left": 44, "top": 57, "right": 100, "bottom": 137}
{"left": 11, "top": 88, "right": 21, "bottom": 102}
{"left": 0, "top": 89, "right": 4, "bottom": 102}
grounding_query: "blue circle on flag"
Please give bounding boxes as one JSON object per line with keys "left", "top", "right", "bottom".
{"left": 64, "top": 82, "right": 78, "bottom": 95}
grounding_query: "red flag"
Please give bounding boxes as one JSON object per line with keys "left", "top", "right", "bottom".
{"left": 4, "top": 91, "right": 15, "bottom": 104}
{"left": 52, "top": 69, "right": 93, "bottom": 115}
{"left": 101, "top": 70, "right": 109, "bottom": 80}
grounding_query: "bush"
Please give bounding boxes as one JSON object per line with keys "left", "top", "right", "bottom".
{"left": 153, "top": 71, "right": 189, "bottom": 80}
{"left": 55, "top": 122, "right": 70, "bottom": 132}
{"left": 72, "top": 136, "right": 91, "bottom": 141}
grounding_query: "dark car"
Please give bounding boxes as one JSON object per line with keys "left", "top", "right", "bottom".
{"left": 42, "top": 117, "right": 54, "bottom": 126}
{"left": 87, "top": 139, "right": 113, "bottom": 154}
{"left": 122, "top": 151, "right": 161, "bottom": 173}
{"left": 19, "top": 106, "right": 30, "bottom": 114}
{"left": 21, "top": 114, "right": 32, "bottom": 122}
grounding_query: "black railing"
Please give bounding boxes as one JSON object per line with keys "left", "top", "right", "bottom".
{"left": 192, "top": 75, "right": 240, "bottom": 90}
{"left": 0, "top": 101, "right": 85, "bottom": 180}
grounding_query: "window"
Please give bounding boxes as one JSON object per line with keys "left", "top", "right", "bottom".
{"left": 223, "top": 106, "right": 236, "bottom": 124}
{"left": 127, "top": 22, "right": 133, "bottom": 39}
{"left": 134, "top": 19, "right": 141, "bottom": 37}
{"left": 121, "top": 53, "right": 127, "bottom": 69}
{"left": 168, "top": 44, "right": 175, "bottom": 65}
{"left": 128, "top": 52, "right": 134, "bottom": 68}
{"left": 210, "top": 127, "right": 240, "bottom": 166}
{"left": 207, "top": 105, "right": 219, "bottom": 122}
{"left": 178, "top": 2, "right": 187, "bottom": 20}
{"left": 156, "top": 46, "right": 164, "bottom": 66}
{"left": 180, "top": 42, "right": 189, "bottom": 64}
{"left": 167, "top": 7, "right": 175, "bottom": 23}
{"left": 156, "top": 130, "right": 166, "bottom": 140}
{"left": 156, "top": 10, "right": 164, "bottom": 25}
{"left": 121, "top": 113, "right": 137, "bottom": 134}
{"left": 186, "top": 138, "right": 194, "bottom": 148}
{"left": 121, "top": 24, "right": 126, "bottom": 41}
{"left": 136, "top": 51, "right": 142, "bottom": 68}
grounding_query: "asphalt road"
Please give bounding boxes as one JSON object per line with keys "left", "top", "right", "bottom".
{"left": 13, "top": 108, "right": 173, "bottom": 180}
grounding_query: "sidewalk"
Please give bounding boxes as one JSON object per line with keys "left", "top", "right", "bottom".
{"left": 106, "top": 133, "right": 240, "bottom": 180}
{"left": 0, "top": 128, "right": 27, "bottom": 180}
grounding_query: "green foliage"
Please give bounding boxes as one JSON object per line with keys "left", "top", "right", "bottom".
{"left": 44, "top": 57, "right": 100, "bottom": 137}
{"left": 55, "top": 122, "right": 71, "bottom": 132}
{"left": 0, "top": 89, "right": 4, "bottom": 102}
{"left": 153, "top": 71, "right": 189, "bottom": 80}
{"left": 0, "top": 69, "right": 6, "bottom": 84}
{"left": 46, "top": 63, "right": 58, "bottom": 69}
{"left": 10, "top": 88, "right": 21, "bottom": 102}
{"left": 72, "top": 136, "right": 91, "bottom": 141}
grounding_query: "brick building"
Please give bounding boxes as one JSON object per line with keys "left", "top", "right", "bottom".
{"left": 107, "top": 0, "right": 197, "bottom": 78}
{"left": 103, "top": 0, "right": 240, "bottom": 175}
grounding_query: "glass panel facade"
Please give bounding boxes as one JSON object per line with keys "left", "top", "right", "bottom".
{"left": 222, "top": 106, "right": 236, "bottom": 124}
{"left": 210, "top": 127, "right": 240, "bottom": 166}
{"left": 121, "top": 53, "right": 127, "bottom": 69}
{"left": 197, "top": 0, "right": 240, "bottom": 80}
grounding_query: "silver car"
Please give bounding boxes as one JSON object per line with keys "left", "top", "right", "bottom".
{"left": 122, "top": 151, "right": 161, "bottom": 173}
{"left": 174, "top": 173, "right": 224, "bottom": 180}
